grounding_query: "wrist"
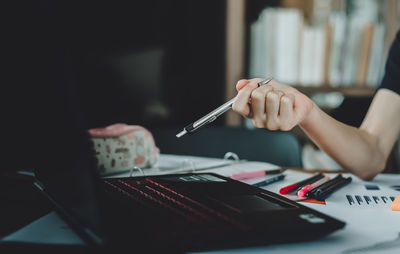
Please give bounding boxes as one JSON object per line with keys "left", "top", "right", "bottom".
{"left": 299, "top": 101, "right": 320, "bottom": 131}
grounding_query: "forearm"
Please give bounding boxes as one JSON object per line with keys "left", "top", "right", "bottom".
{"left": 232, "top": 79, "right": 400, "bottom": 180}
{"left": 299, "top": 104, "right": 385, "bottom": 180}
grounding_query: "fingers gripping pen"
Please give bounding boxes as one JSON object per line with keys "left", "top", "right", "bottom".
{"left": 176, "top": 77, "right": 273, "bottom": 138}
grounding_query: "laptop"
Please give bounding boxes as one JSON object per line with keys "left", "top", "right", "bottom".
{"left": 33, "top": 132, "right": 345, "bottom": 253}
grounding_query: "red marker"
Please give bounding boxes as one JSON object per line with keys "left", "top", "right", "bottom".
{"left": 279, "top": 173, "right": 324, "bottom": 195}
{"left": 297, "top": 176, "right": 330, "bottom": 198}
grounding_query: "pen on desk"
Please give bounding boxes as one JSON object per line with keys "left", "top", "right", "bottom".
{"left": 231, "top": 168, "right": 284, "bottom": 180}
{"left": 279, "top": 173, "right": 324, "bottom": 195}
{"left": 297, "top": 176, "right": 330, "bottom": 198}
{"left": 313, "top": 176, "right": 352, "bottom": 201}
{"left": 305, "top": 174, "right": 344, "bottom": 198}
{"left": 176, "top": 77, "right": 273, "bottom": 138}
{"left": 252, "top": 174, "right": 285, "bottom": 188}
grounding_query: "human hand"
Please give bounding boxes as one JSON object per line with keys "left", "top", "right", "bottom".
{"left": 232, "top": 78, "right": 314, "bottom": 131}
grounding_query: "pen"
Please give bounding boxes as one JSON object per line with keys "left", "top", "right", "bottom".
{"left": 313, "top": 176, "right": 352, "bottom": 201}
{"left": 305, "top": 174, "right": 343, "bottom": 198}
{"left": 231, "top": 168, "right": 284, "bottom": 180}
{"left": 279, "top": 173, "right": 324, "bottom": 195}
{"left": 297, "top": 176, "right": 330, "bottom": 198}
{"left": 252, "top": 174, "right": 285, "bottom": 188}
{"left": 176, "top": 77, "right": 273, "bottom": 138}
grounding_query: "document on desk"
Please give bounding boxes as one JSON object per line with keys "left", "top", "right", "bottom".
{"left": 199, "top": 160, "right": 280, "bottom": 177}
{"left": 107, "top": 154, "right": 235, "bottom": 177}
{"left": 110, "top": 154, "right": 281, "bottom": 178}
{"left": 192, "top": 175, "right": 400, "bottom": 254}
{"left": 154, "top": 154, "right": 239, "bottom": 174}
{"left": 323, "top": 173, "right": 400, "bottom": 209}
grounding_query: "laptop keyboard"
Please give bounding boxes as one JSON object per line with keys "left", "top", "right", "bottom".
{"left": 103, "top": 177, "right": 250, "bottom": 235}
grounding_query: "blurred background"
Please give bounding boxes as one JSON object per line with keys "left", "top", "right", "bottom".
{"left": 6, "top": 0, "right": 400, "bottom": 171}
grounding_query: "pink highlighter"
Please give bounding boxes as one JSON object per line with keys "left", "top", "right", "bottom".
{"left": 297, "top": 176, "right": 331, "bottom": 198}
{"left": 231, "top": 169, "right": 283, "bottom": 180}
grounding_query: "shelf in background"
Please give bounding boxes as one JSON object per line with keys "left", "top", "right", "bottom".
{"left": 293, "top": 86, "right": 377, "bottom": 97}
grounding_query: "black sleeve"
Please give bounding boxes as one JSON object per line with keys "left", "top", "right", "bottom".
{"left": 379, "top": 30, "right": 400, "bottom": 95}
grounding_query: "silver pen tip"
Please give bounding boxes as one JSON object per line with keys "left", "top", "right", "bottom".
{"left": 176, "top": 130, "right": 187, "bottom": 138}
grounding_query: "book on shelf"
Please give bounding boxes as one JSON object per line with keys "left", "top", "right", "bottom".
{"left": 249, "top": 8, "right": 302, "bottom": 84}
{"left": 356, "top": 23, "right": 374, "bottom": 86}
{"left": 341, "top": 17, "right": 363, "bottom": 86}
{"left": 248, "top": 2, "right": 392, "bottom": 89}
{"left": 298, "top": 25, "right": 326, "bottom": 86}
{"left": 366, "top": 23, "right": 385, "bottom": 87}
{"left": 328, "top": 12, "right": 347, "bottom": 87}
{"left": 274, "top": 8, "right": 302, "bottom": 85}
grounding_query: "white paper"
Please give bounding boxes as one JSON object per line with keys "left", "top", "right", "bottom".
{"left": 324, "top": 173, "right": 400, "bottom": 209}
{"left": 108, "top": 154, "right": 281, "bottom": 179}
{"left": 193, "top": 172, "right": 400, "bottom": 254}
{"left": 107, "top": 154, "right": 236, "bottom": 178}
{"left": 201, "top": 161, "right": 280, "bottom": 177}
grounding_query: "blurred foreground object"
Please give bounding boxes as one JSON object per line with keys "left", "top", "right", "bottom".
{"left": 88, "top": 123, "right": 159, "bottom": 175}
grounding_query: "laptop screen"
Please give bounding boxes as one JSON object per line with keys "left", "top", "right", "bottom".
{"left": 34, "top": 128, "right": 106, "bottom": 245}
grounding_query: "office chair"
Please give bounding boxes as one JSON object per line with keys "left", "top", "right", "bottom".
{"left": 151, "top": 126, "right": 303, "bottom": 168}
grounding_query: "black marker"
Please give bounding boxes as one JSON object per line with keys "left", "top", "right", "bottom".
{"left": 252, "top": 174, "right": 285, "bottom": 188}
{"left": 313, "top": 176, "right": 352, "bottom": 201}
{"left": 306, "top": 174, "right": 344, "bottom": 198}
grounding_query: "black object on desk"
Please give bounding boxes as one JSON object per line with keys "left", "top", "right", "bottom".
{"left": 0, "top": 171, "right": 51, "bottom": 239}
{"left": 252, "top": 174, "right": 285, "bottom": 187}
{"left": 32, "top": 129, "right": 346, "bottom": 254}
{"left": 306, "top": 174, "right": 343, "bottom": 198}
{"left": 312, "top": 175, "right": 353, "bottom": 201}
{"left": 34, "top": 170, "right": 346, "bottom": 252}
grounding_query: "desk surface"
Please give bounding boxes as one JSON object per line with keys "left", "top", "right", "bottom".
{"left": 1, "top": 155, "right": 400, "bottom": 253}
{"left": 0, "top": 171, "right": 50, "bottom": 238}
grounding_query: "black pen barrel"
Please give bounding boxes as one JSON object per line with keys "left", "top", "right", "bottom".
{"left": 294, "top": 173, "right": 325, "bottom": 192}
{"left": 314, "top": 177, "right": 352, "bottom": 201}
{"left": 306, "top": 174, "right": 343, "bottom": 198}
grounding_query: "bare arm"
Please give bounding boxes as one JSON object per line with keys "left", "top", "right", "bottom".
{"left": 232, "top": 79, "right": 400, "bottom": 180}
{"left": 300, "top": 89, "right": 400, "bottom": 180}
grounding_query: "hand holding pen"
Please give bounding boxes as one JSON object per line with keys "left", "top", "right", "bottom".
{"left": 231, "top": 78, "right": 314, "bottom": 131}
{"left": 177, "top": 78, "right": 273, "bottom": 137}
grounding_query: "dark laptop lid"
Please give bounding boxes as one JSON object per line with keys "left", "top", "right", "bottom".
{"left": 34, "top": 127, "right": 346, "bottom": 252}
{"left": 33, "top": 128, "right": 107, "bottom": 246}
